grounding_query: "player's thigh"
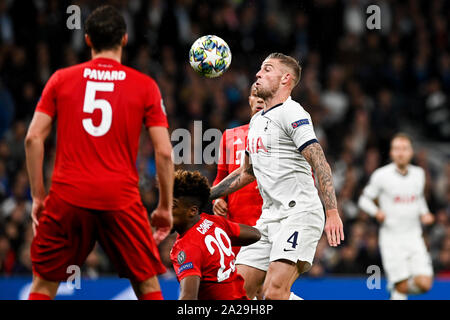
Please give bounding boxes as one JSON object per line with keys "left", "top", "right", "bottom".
{"left": 97, "top": 201, "right": 166, "bottom": 283}
{"left": 379, "top": 242, "right": 410, "bottom": 285}
{"left": 409, "top": 239, "right": 434, "bottom": 279}
{"left": 269, "top": 211, "right": 324, "bottom": 274}
{"left": 31, "top": 192, "right": 97, "bottom": 282}
{"left": 235, "top": 218, "right": 271, "bottom": 272}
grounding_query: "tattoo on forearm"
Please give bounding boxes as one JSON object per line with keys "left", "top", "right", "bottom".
{"left": 301, "top": 143, "right": 337, "bottom": 211}
{"left": 210, "top": 171, "right": 241, "bottom": 200}
{"left": 210, "top": 164, "right": 255, "bottom": 200}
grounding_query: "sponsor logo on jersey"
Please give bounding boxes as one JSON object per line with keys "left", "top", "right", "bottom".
{"left": 178, "top": 262, "right": 194, "bottom": 274}
{"left": 291, "top": 119, "right": 309, "bottom": 129}
{"left": 247, "top": 137, "right": 268, "bottom": 154}
{"left": 196, "top": 219, "right": 213, "bottom": 235}
{"left": 394, "top": 195, "right": 417, "bottom": 203}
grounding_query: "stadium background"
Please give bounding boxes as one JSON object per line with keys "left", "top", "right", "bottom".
{"left": 0, "top": 0, "right": 449, "bottom": 299}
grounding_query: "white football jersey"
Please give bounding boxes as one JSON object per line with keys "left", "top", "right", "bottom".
{"left": 358, "top": 163, "right": 430, "bottom": 240}
{"left": 246, "top": 96, "right": 323, "bottom": 219}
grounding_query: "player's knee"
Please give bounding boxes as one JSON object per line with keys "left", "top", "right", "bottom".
{"left": 416, "top": 276, "right": 433, "bottom": 292}
{"left": 263, "top": 281, "right": 289, "bottom": 300}
{"left": 31, "top": 275, "right": 59, "bottom": 299}
{"left": 394, "top": 280, "right": 408, "bottom": 294}
{"left": 132, "top": 276, "right": 160, "bottom": 296}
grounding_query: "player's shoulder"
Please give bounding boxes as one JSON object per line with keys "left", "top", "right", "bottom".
{"left": 408, "top": 164, "right": 426, "bottom": 176}
{"left": 250, "top": 110, "right": 263, "bottom": 123}
{"left": 50, "top": 61, "right": 90, "bottom": 79}
{"left": 274, "top": 96, "right": 311, "bottom": 123}
{"left": 282, "top": 96, "right": 308, "bottom": 114}
{"left": 371, "top": 163, "right": 394, "bottom": 179}
{"left": 225, "top": 123, "right": 249, "bottom": 135}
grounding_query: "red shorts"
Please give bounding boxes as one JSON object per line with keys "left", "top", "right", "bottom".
{"left": 31, "top": 191, "right": 166, "bottom": 282}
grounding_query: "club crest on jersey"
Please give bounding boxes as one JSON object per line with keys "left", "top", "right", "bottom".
{"left": 291, "top": 119, "right": 309, "bottom": 129}
{"left": 177, "top": 251, "right": 186, "bottom": 264}
{"left": 196, "top": 219, "right": 213, "bottom": 235}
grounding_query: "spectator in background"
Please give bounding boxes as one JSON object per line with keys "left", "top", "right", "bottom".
{"left": 0, "top": 0, "right": 448, "bottom": 282}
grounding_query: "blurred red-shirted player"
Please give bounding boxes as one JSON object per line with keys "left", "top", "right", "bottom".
{"left": 24, "top": 6, "right": 174, "bottom": 300}
{"left": 213, "top": 84, "right": 265, "bottom": 255}
{"left": 170, "top": 170, "right": 260, "bottom": 300}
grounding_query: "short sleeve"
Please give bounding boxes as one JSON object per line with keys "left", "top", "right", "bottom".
{"left": 213, "top": 130, "right": 228, "bottom": 186}
{"left": 279, "top": 104, "right": 318, "bottom": 152}
{"left": 144, "top": 78, "right": 169, "bottom": 128}
{"left": 36, "top": 71, "right": 60, "bottom": 118}
{"left": 171, "top": 245, "right": 204, "bottom": 281}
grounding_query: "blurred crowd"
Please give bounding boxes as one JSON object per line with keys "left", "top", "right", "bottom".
{"left": 0, "top": 0, "right": 449, "bottom": 281}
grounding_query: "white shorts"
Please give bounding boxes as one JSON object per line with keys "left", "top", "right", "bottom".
{"left": 380, "top": 236, "right": 433, "bottom": 285}
{"left": 235, "top": 209, "right": 324, "bottom": 274}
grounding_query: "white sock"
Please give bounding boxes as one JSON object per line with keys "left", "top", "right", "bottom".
{"left": 407, "top": 277, "right": 422, "bottom": 295}
{"left": 289, "top": 292, "right": 304, "bottom": 300}
{"left": 390, "top": 289, "right": 407, "bottom": 300}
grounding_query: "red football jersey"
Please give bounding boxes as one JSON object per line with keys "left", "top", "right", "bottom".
{"left": 36, "top": 57, "right": 168, "bottom": 210}
{"left": 170, "top": 213, "right": 248, "bottom": 300}
{"left": 213, "top": 124, "right": 263, "bottom": 226}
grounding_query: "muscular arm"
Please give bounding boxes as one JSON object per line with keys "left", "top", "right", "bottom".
{"left": 210, "top": 153, "right": 255, "bottom": 200}
{"left": 179, "top": 276, "right": 201, "bottom": 300}
{"left": 301, "top": 142, "right": 344, "bottom": 246}
{"left": 148, "top": 126, "right": 174, "bottom": 210}
{"left": 230, "top": 224, "right": 261, "bottom": 247}
{"left": 148, "top": 126, "right": 174, "bottom": 242}
{"left": 25, "top": 112, "right": 53, "bottom": 234}
{"left": 25, "top": 112, "right": 53, "bottom": 200}
{"left": 301, "top": 142, "right": 337, "bottom": 211}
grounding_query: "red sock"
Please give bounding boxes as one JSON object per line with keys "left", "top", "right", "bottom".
{"left": 28, "top": 292, "right": 51, "bottom": 300}
{"left": 139, "top": 291, "right": 163, "bottom": 300}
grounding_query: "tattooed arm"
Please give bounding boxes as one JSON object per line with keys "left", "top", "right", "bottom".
{"left": 210, "top": 153, "right": 256, "bottom": 200}
{"left": 301, "top": 142, "right": 344, "bottom": 247}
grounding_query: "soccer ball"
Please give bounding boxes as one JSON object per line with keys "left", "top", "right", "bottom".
{"left": 189, "top": 35, "right": 232, "bottom": 78}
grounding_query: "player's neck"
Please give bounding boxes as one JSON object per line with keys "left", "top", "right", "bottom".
{"left": 179, "top": 215, "right": 201, "bottom": 235}
{"left": 91, "top": 49, "right": 122, "bottom": 63}
{"left": 263, "top": 91, "right": 290, "bottom": 113}
{"left": 395, "top": 163, "right": 409, "bottom": 175}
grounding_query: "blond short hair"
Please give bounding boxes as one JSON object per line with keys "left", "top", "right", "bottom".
{"left": 265, "top": 53, "right": 301, "bottom": 87}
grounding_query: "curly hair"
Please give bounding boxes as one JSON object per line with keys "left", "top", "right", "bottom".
{"left": 174, "top": 170, "right": 211, "bottom": 210}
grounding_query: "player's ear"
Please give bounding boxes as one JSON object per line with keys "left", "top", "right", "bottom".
{"left": 121, "top": 33, "right": 128, "bottom": 47}
{"left": 281, "top": 73, "right": 290, "bottom": 86}
{"left": 188, "top": 205, "right": 199, "bottom": 218}
{"left": 85, "top": 34, "right": 93, "bottom": 48}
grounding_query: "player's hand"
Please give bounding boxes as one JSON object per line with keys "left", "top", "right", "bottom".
{"left": 324, "top": 209, "right": 344, "bottom": 247}
{"left": 375, "top": 210, "right": 386, "bottom": 223}
{"left": 150, "top": 207, "right": 173, "bottom": 245}
{"left": 31, "top": 196, "right": 45, "bottom": 236}
{"left": 213, "top": 199, "right": 228, "bottom": 217}
{"left": 421, "top": 213, "right": 435, "bottom": 226}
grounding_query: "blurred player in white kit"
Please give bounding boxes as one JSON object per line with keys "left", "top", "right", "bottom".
{"left": 358, "top": 133, "right": 435, "bottom": 300}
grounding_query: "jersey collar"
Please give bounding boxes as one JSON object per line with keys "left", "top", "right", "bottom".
{"left": 261, "top": 96, "right": 291, "bottom": 115}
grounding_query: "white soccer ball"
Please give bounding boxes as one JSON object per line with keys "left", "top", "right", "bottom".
{"left": 189, "top": 35, "right": 232, "bottom": 78}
